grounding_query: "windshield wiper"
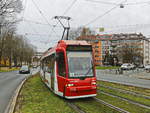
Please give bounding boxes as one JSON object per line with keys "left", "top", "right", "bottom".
{"left": 84, "top": 66, "right": 93, "bottom": 76}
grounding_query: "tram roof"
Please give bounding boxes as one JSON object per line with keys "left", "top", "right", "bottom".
{"left": 58, "top": 40, "right": 91, "bottom": 46}
{"left": 41, "top": 40, "right": 91, "bottom": 60}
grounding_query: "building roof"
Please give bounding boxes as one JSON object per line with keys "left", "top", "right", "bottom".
{"left": 77, "top": 33, "right": 148, "bottom": 41}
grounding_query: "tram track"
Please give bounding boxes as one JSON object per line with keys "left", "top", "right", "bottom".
{"left": 97, "top": 84, "right": 150, "bottom": 99}
{"left": 65, "top": 84, "right": 150, "bottom": 113}
{"left": 66, "top": 100, "right": 86, "bottom": 113}
{"left": 67, "top": 97, "right": 130, "bottom": 113}
{"left": 93, "top": 97, "right": 130, "bottom": 113}
{"left": 97, "top": 90, "right": 150, "bottom": 110}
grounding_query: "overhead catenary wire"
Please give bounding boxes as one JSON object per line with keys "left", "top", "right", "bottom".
{"left": 23, "top": 0, "right": 78, "bottom": 43}
{"left": 120, "top": 1, "right": 150, "bottom": 5}
{"left": 24, "top": 32, "right": 61, "bottom": 37}
{"left": 24, "top": 33, "right": 61, "bottom": 44}
{"left": 21, "top": 0, "right": 27, "bottom": 20}
{"left": 93, "top": 23, "right": 150, "bottom": 29}
{"left": 50, "top": 0, "right": 78, "bottom": 41}
{"left": 36, "top": 0, "right": 78, "bottom": 41}
{"left": 23, "top": 19, "right": 51, "bottom": 26}
{"left": 21, "top": 0, "right": 50, "bottom": 40}
{"left": 85, "top": 0, "right": 150, "bottom": 6}
{"left": 83, "top": 0, "right": 128, "bottom": 26}
{"left": 54, "top": 0, "right": 77, "bottom": 27}
{"left": 85, "top": 0, "right": 117, "bottom": 5}
{"left": 63, "top": 0, "right": 77, "bottom": 15}
{"left": 30, "top": 39, "right": 59, "bottom": 44}
{"left": 23, "top": 19, "right": 62, "bottom": 27}
{"left": 21, "top": 0, "right": 41, "bottom": 38}
{"left": 21, "top": 0, "right": 42, "bottom": 37}
{"left": 27, "top": 22, "right": 39, "bottom": 34}
{"left": 31, "top": 0, "right": 57, "bottom": 35}
{"left": 21, "top": 0, "right": 60, "bottom": 45}
{"left": 92, "top": 23, "right": 150, "bottom": 35}
{"left": 37, "top": 0, "right": 77, "bottom": 41}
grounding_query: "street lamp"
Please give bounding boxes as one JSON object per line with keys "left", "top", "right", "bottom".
{"left": 120, "top": 4, "right": 124, "bottom": 8}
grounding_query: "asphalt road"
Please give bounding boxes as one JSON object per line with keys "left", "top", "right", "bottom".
{"left": 96, "top": 70, "right": 150, "bottom": 89}
{"left": 0, "top": 69, "right": 38, "bottom": 113}
{"left": 0, "top": 68, "right": 149, "bottom": 113}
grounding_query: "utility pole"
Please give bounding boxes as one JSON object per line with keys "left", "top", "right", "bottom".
{"left": 0, "top": 24, "right": 1, "bottom": 69}
{"left": 0, "top": 23, "right": 2, "bottom": 69}
{"left": 0, "top": 24, "right": 1, "bottom": 35}
{"left": 54, "top": 16, "right": 71, "bottom": 40}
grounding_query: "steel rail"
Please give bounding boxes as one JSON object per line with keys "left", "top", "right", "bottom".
{"left": 99, "top": 90, "right": 150, "bottom": 110}
{"left": 93, "top": 97, "right": 130, "bottom": 113}
{"left": 67, "top": 101, "right": 86, "bottom": 113}
{"left": 97, "top": 84, "right": 150, "bottom": 99}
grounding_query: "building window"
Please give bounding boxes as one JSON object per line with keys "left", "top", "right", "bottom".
{"left": 95, "top": 46, "right": 99, "bottom": 48}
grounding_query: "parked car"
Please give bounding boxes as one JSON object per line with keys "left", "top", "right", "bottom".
{"left": 32, "top": 65, "right": 37, "bottom": 68}
{"left": 145, "top": 64, "right": 150, "bottom": 72}
{"left": 120, "top": 63, "right": 135, "bottom": 70}
{"left": 19, "top": 65, "right": 30, "bottom": 74}
{"left": 137, "top": 64, "right": 145, "bottom": 68}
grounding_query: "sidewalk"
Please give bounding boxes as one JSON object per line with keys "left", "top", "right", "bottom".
{"left": 96, "top": 70, "right": 150, "bottom": 89}
{"left": 129, "top": 71, "right": 150, "bottom": 80}
{"left": 97, "top": 69, "right": 150, "bottom": 80}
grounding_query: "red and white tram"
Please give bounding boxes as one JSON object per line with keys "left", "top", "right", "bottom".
{"left": 40, "top": 40, "right": 97, "bottom": 99}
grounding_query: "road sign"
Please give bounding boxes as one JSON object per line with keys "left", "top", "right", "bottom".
{"left": 99, "top": 27, "right": 104, "bottom": 32}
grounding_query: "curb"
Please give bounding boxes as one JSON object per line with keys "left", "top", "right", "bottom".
{"left": 4, "top": 78, "right": 27, "bottom": 113}
{"left": 4, "top": 71, "right": 38, "bottom": 113}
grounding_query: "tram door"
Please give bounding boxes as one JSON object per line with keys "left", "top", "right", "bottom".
{"left": 56, "top": 52, "right": 66, "bottom": 93}
{"left": 51, "top": 59, "right": 55, "bottom": 90}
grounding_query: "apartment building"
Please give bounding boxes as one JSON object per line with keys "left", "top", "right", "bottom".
{"left": 109, "top": 33, "right": 150, "bottom": 66}
{"left": 77, "top": 33, "right": 150, "bottom": 66}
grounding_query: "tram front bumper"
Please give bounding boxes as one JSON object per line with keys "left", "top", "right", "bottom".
{"left": 65, "top": 86, "right": 97, "bottom": 98}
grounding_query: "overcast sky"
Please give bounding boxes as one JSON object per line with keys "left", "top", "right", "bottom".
{"left": 17, "top": 0, "right": 150, "bottom": 52}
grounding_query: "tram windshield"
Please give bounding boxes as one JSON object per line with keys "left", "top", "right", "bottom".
{"left": 67, "top": 51, "right": 94, "bottom": 78}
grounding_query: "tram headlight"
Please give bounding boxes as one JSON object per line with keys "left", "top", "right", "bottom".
{"left": 91, "top": 82, "right": 96, "bottom": 85}
{"left": 66, "top": 84, "right": 74, "bottom": 87}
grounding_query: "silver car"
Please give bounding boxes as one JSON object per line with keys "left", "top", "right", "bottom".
{"left": 19, "top": 65, "right": 30, "bottom": 74}
{"left": 145, "top": 64, "right": 150, "bottom": 72}
{"left": 121, "top": 63, "right": 135, "bottom": 70}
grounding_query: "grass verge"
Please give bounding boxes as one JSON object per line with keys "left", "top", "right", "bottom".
{"left": 0, "top": 67, "right": 19, "bottom": 72}
{"left": 96, "top": 66, "right": 119, "bottom": 70}
{"left": 96, "top": 93, "right": 150, "bottom": 113}
{"left": 97, "top": 81, "right": 150, "bottom": 113}
{"left": 98, "top": 87, "right": 150, "bottom": 106}
{"left": 97, "top": 80, "right": 150, "bottom": 96}
{"left": 74, "top": 98, "right": 120, "bottom": 113}
{"left": 14, "top": 73, "right": 76, "bottom": 113}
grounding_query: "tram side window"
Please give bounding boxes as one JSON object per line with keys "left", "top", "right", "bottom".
{"left": 41, "top": 61, "right": 44, "bottom": 70}
{"left": 44, "top": 60, "right": 48, "bottom": 72}
{"left": 57, "top": 52, "right": 66, "bottom": 77}
{"left": 47, "top": 55, "right": 55, "bottom": 74}
{"left": 42, "top": 55, "right": 55, "bottom": 74}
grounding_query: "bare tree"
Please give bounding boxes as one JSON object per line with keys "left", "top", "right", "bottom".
{"left": 0, "top": 29, "right": 36, "bottom": 68}
{"left": 80, "top": 27, "right": 95, "bottom": 36}
{"left": 69, "top": 27, "right": 95, "bottom": 40}
{"left": 0, "top": 0, "right": 22, "bottom": 16}
{"left": 0, "top": 0, "right": 23, "bottom": 68}
{"left": 69, "top": 27, "right": 83, "bottom": 40}
{"left": 117, "top": 43, "right": 143, "bottom": 65}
